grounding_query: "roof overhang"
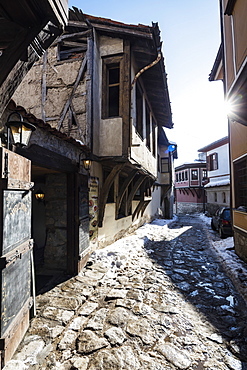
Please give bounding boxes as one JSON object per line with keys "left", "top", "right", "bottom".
{"left": 68, "top": 9, "right": 173, "bottom": 129}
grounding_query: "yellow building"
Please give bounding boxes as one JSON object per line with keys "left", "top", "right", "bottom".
{"left": 210, "top": 0, "right": 247, "bottom": 261}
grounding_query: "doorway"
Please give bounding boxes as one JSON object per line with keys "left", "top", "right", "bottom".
{"left": 32, "top": 165, "right": 69, "bottom": 293}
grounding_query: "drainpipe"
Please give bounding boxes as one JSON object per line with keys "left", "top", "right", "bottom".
{"left": 131, "top": 49, "right": 162, "bottom": 89}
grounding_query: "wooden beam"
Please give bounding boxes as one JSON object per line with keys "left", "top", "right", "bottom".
{"left": 98, "top": 164, "right": 125, "bottom": 227}
{"left": 116, "top": 169, "right": 137, "bottom": 217}
{"left": 122, "top": 40, "right": 131, "bottom": 155}
{"left": 126, "top": 175, "right": 147, "bottom": 213}
{"left": 57, "top": 30, "right": 91, "bottom": 42}
{"left": 57, "top": 54, "right": 87, "bottom": 130}
{"left": 41, "top": 51, "right": 47, "bottom": 122}
{"left": 70, "top": 102, "right": 86, "bottom": 144}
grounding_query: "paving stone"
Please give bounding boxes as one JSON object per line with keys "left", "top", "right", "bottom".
{"left": 84, "top": 270, "right": 105, "bottom": 280}
{"left": 126, "top": 288, "right": 143, "bottom": 301}
{"left": 155, "top": 342, "right": 191, "bottom": 369}
{"left": 14, "top": 336, "right": 46, "bottom": 365}
{"left": 3, "top": 360, "right": 28, "bottom": 370}
{"left": 45, "top": 296, "right": 83, "bottom": 310}
{"left": 70, "top": 355, "right": 89, "bottom": 369}
{"left": 86, "top": 308, "right": 108, "bottom": 330}
{"left": 41, "top": 306, "right": 74, "bottom": 324}
{"left": 8, "top": 214, "right": 247, "bottom": 370}
{"left": 79, "top": 301, "right": 98, "bottom": 316}
{"left": 75, "top": 276, "right": 98, "bottom": 287}
{"left": 126, "top": 317, "right": 156, "bottom": 344}
{"left": 57, "top": 330, "right": 78, "bottom": 350}
{"left": 104, "top": 326, "right": 126, "bottom": 345}
{"left": 106, "top": 288, "right": 127, "bottom": 300}
{"left": 107, "top": 307, "right": 130, "bottom": 327}
{"left": 87, "top": 346, "right": 140, "bottom": 370}
{"left": 77, "top": 330, "right": 109, "bottom": 354}
{"left": 68, "top": 316, "right": 87, "bottom": 331}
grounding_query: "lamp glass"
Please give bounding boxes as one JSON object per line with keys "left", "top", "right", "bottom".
{"left": 83, "top": 159, "right": 92, "bottom": 170}
{"left": 35, "top": 190, "right": 45, "bottom": 201}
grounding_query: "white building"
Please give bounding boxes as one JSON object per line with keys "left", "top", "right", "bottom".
{"left": 198, "top": 137, "right": 230, "bottom": 215}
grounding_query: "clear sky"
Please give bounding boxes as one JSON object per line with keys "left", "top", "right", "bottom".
{"left": 68, "top": 0, "right": 227, "bottom": 165}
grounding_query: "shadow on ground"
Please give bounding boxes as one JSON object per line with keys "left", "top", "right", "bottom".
{"left": 144, "top": 214, "right": 247, "bottom": 368}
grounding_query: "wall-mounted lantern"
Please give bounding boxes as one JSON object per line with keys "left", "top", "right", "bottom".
{"left": 5, "top": 112, "right": 36, "bottom": 149}
{"left": 35, "top": 188, "right": 45, "bottom": 202}
{"left": 78, "top": 152, "right": 92, "bottom": 171}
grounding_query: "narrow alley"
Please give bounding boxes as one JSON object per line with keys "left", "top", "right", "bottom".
{"left": 6, "top": 215, "right": 247, "bottom": 370}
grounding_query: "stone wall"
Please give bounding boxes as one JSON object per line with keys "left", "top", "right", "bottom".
{"left": 176, "top": 202, "right": 204, "bottom": 214}
{"left": 234, "top": 229, "right": 247, "bottom": 263}
{"left": 44, "top": 173, "right": 67, "bottom": 271}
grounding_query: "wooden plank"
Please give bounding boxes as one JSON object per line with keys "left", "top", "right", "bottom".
{"left": 0, "top": 299, "right": 30, "bottom": 367}
{"left": 57, "top": 29, "right": 91, "bottom": 42}
{"left": 0, "top": 148, "right": 31, "bottom": 183}
{"left": 98, "top": 164, "right": 125, "bottom": 227}
{"left": 0, "top": 249, "right": 32, "bottom": 336}
{"left": 122, "top": 40, "right": 131, "bottom": 155}
{"left": 86, "top": 37, "right": 93, "bottom": 149}
{"left": 2, "top": 190, "right": 32, "bottom": 255}
{"left": 67, "top": 21, "right": 153, "bottom": 39}
{"left": 0, "top": 239, "right": 33, "bottom": 270}
{"left": 41, "top": 51, "right": 47, "bottom": 122}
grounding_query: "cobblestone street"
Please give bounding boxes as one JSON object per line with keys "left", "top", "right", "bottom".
{"left": 5, "top": 214, "right": 247, "bottom": 370}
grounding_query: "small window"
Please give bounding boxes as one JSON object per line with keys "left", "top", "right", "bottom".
{"left": 191, "top": 169, "right": 198, "bottom": 180}
{"left": 152, "top": 118, "right": 156, "bottom": 157}
{"left": 102, "top": 56, "right": 122, "bottom": 119}
{"left": 185, "top": 171, "right": 188, "bottom": 180}
{"left": 161, "top": 158, "right": 169, "bottom": 173}
{"left": 108, "top": 65, "right": 120, "bottom": 117}
{"left": 176, "top": 173, "right": 179, "bottom": 182}
{"left": 182, "top": 172, "right": 184, "bottom": 181}
{"left": 207, "top": 153, "right": 218, "bottom": 171}
{"left": 234, "top": 156, "right": 247, "bottom": 208}
{"left": 136, "top": 83, "right": 143, "bottom": 138}
{"left": 157, "top": 154, "right": 160, "bottom": 172}
{"left": 145, "top": 104, "right": 151, "bottom": 149}
{"left": 179, "top": 173, "right": 181, "bottom": 181}
{"left": 222, "top": 192, "right": 226, "bottom": 203}
{"left": 202, "top": 169, "right": 207, "bottom": 180}
{"left": 214, "top": 192, "right": 217, "bottom": 202}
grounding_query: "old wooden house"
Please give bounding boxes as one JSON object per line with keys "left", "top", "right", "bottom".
{"left": 175, "top": 162, "right": 207, "bottom": 214}
{"left": 13, "top": 8, "right": 173, "bottom": 248}
{"left": 209, "top": 0, "right": 247, "bottom": 261}
{"left": 0, "top": 0, "right": 69, "bottom": 366}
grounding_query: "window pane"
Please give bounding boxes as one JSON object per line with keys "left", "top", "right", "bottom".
{"left": 191, "top": 170, "right": 198, "bottom": 180}
{"left": 109, "top": 67, "right": 120, "bottom": 85}
{"left": 161, "top": 158, "right": 169, "bottom": 173}
{"left": 109, "top": 86, "right": 119, "bottom": 117}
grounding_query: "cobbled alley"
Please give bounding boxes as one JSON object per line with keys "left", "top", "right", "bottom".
{"left": 5, "top": 214, "right": 247, "bottom": 370}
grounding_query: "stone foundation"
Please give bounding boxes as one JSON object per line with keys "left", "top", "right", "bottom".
{"left": 234, "top": 228, "right": 247, "bottom": 263}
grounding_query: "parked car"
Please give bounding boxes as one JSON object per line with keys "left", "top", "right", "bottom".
{"left": 211, "top": 207, "right": 233, "bottom": 238}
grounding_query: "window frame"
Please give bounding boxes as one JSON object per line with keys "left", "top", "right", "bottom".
{"left": 234, "top": 156, "right": 247, "bottom": 208}
{"left": 102, "top": 55, "right": 123, "bottom": 119}
{"left": 207, "top": 152, "right": 218, "bottom": 171}
{"left": 161, "top": 157, "right": 170, "bottom": 173}
{"left": 191, "top": 169, "right": 198, "bottom": 180}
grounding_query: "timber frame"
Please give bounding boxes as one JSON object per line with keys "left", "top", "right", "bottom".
{"left": 0, "top": 0, "right": 68, "bottom": 114}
